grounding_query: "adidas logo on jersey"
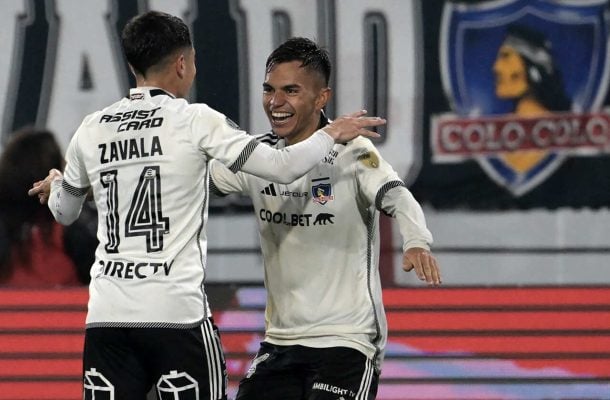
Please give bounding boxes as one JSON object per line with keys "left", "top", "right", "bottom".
{"left": 260, "top": 183, "right": 277, "bottom": 196}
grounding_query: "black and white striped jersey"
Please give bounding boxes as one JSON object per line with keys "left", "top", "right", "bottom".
{"left": 210, "top": 132, "right": 433, "bottom": 369}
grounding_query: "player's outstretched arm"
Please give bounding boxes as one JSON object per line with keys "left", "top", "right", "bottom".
{"left": 238, "top": 110, "right": 385, "bottom": 184}
{"left": 28, "top": 168, "right": 86, "bottom": 225}
{"left": 403, "top": 247, "right": 442, "bottom": 286}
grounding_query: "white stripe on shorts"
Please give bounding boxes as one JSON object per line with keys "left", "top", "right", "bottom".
{"left": 355, "top": 357, "right": 374, "bottom": 400}
{"left": 201, "top": 319, "right": 225, "bottom": 399}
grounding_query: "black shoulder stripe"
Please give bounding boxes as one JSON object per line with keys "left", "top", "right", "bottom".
{"left": 375, "top": 180, "right": 405, "bottom": 213}
{"left": 255, "top": 132, "right": 280, "bottom": 145}
{"left": 62, "top": 180, "right": 89, "bottom": 197}
{"left": 229, "top": 138, "right": 260, "bottom": 173}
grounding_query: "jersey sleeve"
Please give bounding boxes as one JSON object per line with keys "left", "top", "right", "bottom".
{"left": 190, "top": 105, "right": 259, "bottom": 168}
{"left": 238, "top": 131, "right": 333, "bottom": 183}
{"left": 353, "top": 138, "right": 433, "bottom": 251}
{"left": 48, "top": 124, "right": 90, "bottom": 225}
{"left": 209, "top": 159, "right": 248, "bottom": 195}
{"left": 381, "top": 187, "right": 433, "bottom": 251}
{"left": 352, "top": 138, "right": 403, "bottom": 206}
{"left": 190, "top": 105, "right": 334, "bottom": 183}
{"left": 62, "top": 122, "right": 91, "bottom": 191}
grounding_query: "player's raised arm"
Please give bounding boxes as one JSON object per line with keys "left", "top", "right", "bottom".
{"left": 237, "top": 110, "right": 384, "bottom": 184}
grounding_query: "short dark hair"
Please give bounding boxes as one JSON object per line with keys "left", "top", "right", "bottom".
{"left": 121, "top": 11, "right": 192, "bottom": 77}
{"left": 265, "top": 37, "right": 331, "bottom": 86}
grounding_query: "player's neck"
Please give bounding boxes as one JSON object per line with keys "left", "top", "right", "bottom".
{"left": 284, "top": 114, "right": 323, "bottom": 146}
{"left": 135, "top": 75, "right": 179, "bottom": 98}
{"left": 285, "top": 130, "right": 316, "bottom": 146}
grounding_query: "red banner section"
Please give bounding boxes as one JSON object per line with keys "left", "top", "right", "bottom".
{"left": 1, "top": 286, "right": 609, "bottom": 399}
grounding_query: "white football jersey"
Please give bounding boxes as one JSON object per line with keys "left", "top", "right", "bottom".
{"left": 210, "top": 127, "right": 433, "bottom": 369}
{"left": 62, "top": 87, "right": 263, "bottom": 328}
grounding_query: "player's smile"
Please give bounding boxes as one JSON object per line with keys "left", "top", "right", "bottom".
{"left": 270, "top": 111, "right": 295, "bottom": 125}
{"left": 268, "top": 107, "right": 298, "bottom": 138}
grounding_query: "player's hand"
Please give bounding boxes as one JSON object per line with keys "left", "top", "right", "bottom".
{"left": 322, "top": 110, "right": 385, "bottom": 143}
{"left": 403, "top": 247, "right": 441, "bottom": 286}
{"left": 28, "top": 168, "right": 63, "bottom": 205}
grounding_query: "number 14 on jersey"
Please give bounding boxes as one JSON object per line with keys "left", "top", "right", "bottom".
{"left": 101, "top": 166, "right": 170, "bottom": 254}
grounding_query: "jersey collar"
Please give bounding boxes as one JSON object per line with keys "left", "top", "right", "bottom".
{"left": 128, "top": 87, "right": 176, "bottom": 100}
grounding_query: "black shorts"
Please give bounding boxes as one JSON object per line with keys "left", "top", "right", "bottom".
{"left": 235, "top": 343, "right": 379, "bottom": 400}
{"left": 83, "top": 318, "right": 227, "bottom": 400}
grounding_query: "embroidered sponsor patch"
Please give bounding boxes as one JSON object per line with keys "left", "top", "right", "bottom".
{"left": 357, "top": 151, "right": 379, "bottom": 168}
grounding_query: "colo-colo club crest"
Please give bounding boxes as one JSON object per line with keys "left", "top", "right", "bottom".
{"left": 432, "top": 0, "right": 610, "bottom": 195}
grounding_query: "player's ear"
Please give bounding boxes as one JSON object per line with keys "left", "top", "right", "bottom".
{"left": 316, "top": 87, "right": 331, "bottom": 111}
{"left": 175, "top": 53, "right": 186, "bottom": 79}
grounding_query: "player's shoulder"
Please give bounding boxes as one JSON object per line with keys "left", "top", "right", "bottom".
{"left": 81, "top": 110, "right": 103, "bottom": 126}
{"left": 185, "top": 102, "right": 235, "bottom": 126}
{"left": 345, "top": 136, "right": 378, "bottom": 155}
{"left": 340, "top": 136, "right": 385, "bottom": 170}
{"left": 81, "top": 97, "right": 128, "bottom": 126}
{"left": 157, "top": 96, "right": 198, "bottom": 117}
{"left": 183, "top": 101, "right": 214, "bottom": 115}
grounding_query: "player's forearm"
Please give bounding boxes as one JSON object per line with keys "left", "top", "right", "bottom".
{"left": 382, "top": 186, "right": 433, "bottom": 251}
{"left": 48, "top": 178, "right": 86, "bottom": 225}
{"left": 239, "top": 130, "right": 333, "bottom": 183}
